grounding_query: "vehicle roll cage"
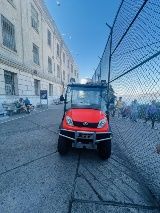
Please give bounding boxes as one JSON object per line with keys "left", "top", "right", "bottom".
{"left": 64, "top": 83, "right": 108, "bottom": 114}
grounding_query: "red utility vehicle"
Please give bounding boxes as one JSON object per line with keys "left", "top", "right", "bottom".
{"left": 57, "top": 83, "right": 112, "bottom": 159}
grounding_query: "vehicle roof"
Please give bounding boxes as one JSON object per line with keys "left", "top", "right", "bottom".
{"left": 67, "top": 83, "right": 107, "bottom": 89}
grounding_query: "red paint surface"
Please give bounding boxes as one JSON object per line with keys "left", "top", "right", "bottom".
{"left": 62, "top": 109, "right": 109, "bottom": 132}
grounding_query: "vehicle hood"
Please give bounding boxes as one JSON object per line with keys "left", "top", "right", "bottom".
{"left": 66, "top": 108, "right": 106, "bottom": 123}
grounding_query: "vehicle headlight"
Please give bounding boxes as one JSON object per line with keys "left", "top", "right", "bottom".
{"left": 66, "top": 116, "right": 74, "bottom": 126}
{"left": 97, "top": 118, "right": 107, "bottom": 128}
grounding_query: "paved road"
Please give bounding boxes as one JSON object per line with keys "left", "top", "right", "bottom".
{"left": 0, "top": 106, "right": 159, "bottom": 213}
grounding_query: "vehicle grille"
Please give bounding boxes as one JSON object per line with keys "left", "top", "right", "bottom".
{"left": 73, "top": 121, "right": 98, "bottom": 128}
{"left": 77, "top": 132, "right": 94, "bottom": 143}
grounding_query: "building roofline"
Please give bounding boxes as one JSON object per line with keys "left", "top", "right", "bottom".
{"left": 37, "top": 0, "right": 75, "bottom": 62}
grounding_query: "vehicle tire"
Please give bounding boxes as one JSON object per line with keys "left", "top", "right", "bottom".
{"left": 97, "top": 140, "right": 111, "bottom": 160}
{"left": 58, "top": 136, "right": 69, "bottom": 155}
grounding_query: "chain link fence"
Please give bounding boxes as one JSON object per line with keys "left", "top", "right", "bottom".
{"left": 92, "top": 0, "right": 160, "bottom": 203}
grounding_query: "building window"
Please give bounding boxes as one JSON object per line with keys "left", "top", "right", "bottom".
{"left": 67, "top": 60, "right": 69, "bottom": 68}
{"left": 33, "top": 43, "right": 39, "bottom": 65}
{"left": 34, "top": 79, "right": 40, "bottom": 95}
{"left": 70, "top": 77, "right": 75, "bottom": 83}
{"left": 68, "top": 74, "right": 70, "bottom": 83}
{"left": 54, "top": 63, "right": 55, "bottom": 73}
{"left": 71, "top": 64, "right": 73, "bottom": 73}
{"left": 57, "top": 64, "right": 60, "bottom": 78}
{"left": 4, "top": 70, "right": 17, "bottom": 95}
{"left": 31, "top": 4, "right": 39, "bottom": 32}
{"left": 57, "top": 43, "right": 60, "bottom": 57}
{"left": 74, "top": 70, "right": 77, "bottom": 76}
{"left": 63, "top": 53, "right": 65, "bottom": 64}
{"left": 1, "top": 15, "right": 16, "bottom": 51}
{"left": 63, "top": 70, "right": 65, "bottom": 81}
{"left": 49, "top": 84, "right": 53, "bottom": 96}
{"left": 48, "top": 57, "right": 52, "bottom": 73}
{"left": 48, "top": 30, "right": 51, "bottom": 46}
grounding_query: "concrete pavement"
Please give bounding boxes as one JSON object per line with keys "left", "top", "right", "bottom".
{"left": 111, "top": 116, "right": 160, "bottom": 202}
{"left": 0, "top": 107, "right": 159, "bottom": 212}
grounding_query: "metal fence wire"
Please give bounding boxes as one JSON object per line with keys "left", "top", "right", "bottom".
{"left": 92, "top": 0, "right": 160, "bottom": 202}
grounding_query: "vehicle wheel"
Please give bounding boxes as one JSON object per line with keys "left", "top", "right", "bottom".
{"left": 57, "top": 136, "right": 69, "bottom": 155}
{"left": 97, "top": 140, "right": 111, "bottom": 160}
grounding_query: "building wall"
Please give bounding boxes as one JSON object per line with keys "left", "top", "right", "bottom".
{"left": 0, "top": 0, "right": 79, "bottom": 107}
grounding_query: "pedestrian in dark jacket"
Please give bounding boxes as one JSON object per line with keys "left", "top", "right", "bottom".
{"left": 60, "top": 95, "right": 65, "bottom": 102}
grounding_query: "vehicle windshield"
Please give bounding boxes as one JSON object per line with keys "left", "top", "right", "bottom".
{"left": 65, "top": 86, "right": 107, "bottom": 111}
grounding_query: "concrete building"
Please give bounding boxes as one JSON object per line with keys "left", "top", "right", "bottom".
{"left": 0, "top": 0, "right": 79, "bottom": 106}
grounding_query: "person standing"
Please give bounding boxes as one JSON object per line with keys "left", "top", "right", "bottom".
{"left": 115, "top": 97, "right": 124, "bottom": 118}
{"left": 109, "top": 96, "right": 116, "bottom": 117}
{"left": 60, "top": 94, "right": 65, "bottom": 103}
{"left": 145, "top": 100, "right": 158, "bottom": 129}
{"left": 130, "top": 99, "right": 139, "bottom": 122}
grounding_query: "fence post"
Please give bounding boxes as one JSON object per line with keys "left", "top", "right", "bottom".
{"left": 99, "top": 58, "right": 102, "bottom": 82}
{"left": 107, "top": 27, "right": 113, "bottom": 113}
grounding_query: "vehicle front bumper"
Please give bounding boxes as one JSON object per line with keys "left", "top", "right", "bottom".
{"left": 59, "top": 129, "right": 112, "bottom": 149}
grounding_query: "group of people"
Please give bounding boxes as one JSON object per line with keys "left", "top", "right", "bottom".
{"left": 109, "top": 97, "right": 159, "bottom": 129}
{"left": 15, "top": 97, "right": 33, "bottom": 113}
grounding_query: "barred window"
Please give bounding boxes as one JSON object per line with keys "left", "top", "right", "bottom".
{"left": 57, "top": 43, "right": 60, "bottom": 57}
{"left": 31, "top": 4, "right": 39, "bottom": 32}
{"left": 57, "top": 64, "right": 60, "bottom": 78}
{"left": 1, "top": 15, "right": 16, "bottom": 51}
{"left": 34, "top": 79, "right": 40, "bottom": 96}
{"left": 4, "top": 70, "right": 16, "bottom": 95}
{"left": 33, "top": 43, "right": 39, "bottom": 65}
{"left": 63, "top": 52, "right": 65, "bottom": 63}
{"left": 48, "top": 57, "right": 52, "bottom": 73}
{"left": 71, "top": 64, "right": 73, "bottom": 73}
{"left": 68, "top": 74, "right": 70, "bottom": 83}
{"left": 54, "top": 63, "right": 55, "bottom": 73}
{"left": 48, "top": 30, "right": 51, "bottom": 46}
{"left": 49, "top": 84, "right": 53, "bottom": 96}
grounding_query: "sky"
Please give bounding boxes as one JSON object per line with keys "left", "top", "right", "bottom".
{"left": 45, "top": 0, "right": 121, "bottom": 79}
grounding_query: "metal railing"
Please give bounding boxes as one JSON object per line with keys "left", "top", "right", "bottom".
{"left": 92, "top": 0, "right": 160, "bottom": 203}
